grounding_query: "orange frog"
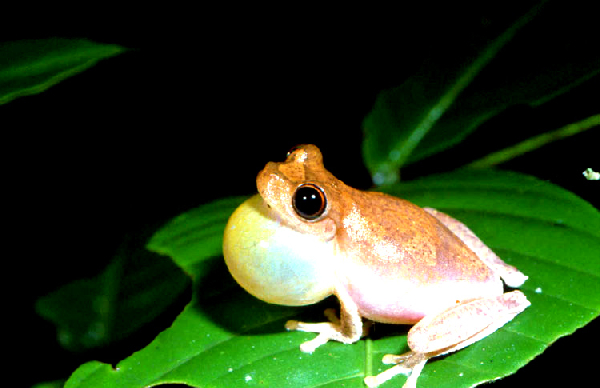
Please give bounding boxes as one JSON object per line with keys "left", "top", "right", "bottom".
{"left": 223, "top": 144, "right": 529, "bottom": 388}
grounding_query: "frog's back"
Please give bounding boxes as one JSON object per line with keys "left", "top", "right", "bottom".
{"left": 334, "top": 190, "right": 503, "bottom": 324}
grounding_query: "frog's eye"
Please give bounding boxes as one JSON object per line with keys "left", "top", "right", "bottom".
{"left": 293, "top": 183, "right": 327, "bottom": 220}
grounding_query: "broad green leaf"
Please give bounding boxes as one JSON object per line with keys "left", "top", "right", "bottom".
{"left": 37, "top": 235, "right": 189, "bottom": 351}
{"left": 0, "top": 38, "right": 126, "bottom": 105}
{"left": 147, "top": 196, "right": 248, "bottom": 273}
{"left": 363, "top": 2, "right": 600, "bottom": 184}
{"left": 65, "top": 170, "right": 600, "bottom": 388}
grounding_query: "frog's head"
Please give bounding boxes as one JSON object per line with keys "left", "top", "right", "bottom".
{"left": 222, "top": 145, "right": 338, "bottom": 306}
{"left": 256, "top": 144, "right": 338, "bottom": 241}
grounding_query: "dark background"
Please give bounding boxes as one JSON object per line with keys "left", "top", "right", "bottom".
{"left": 5, "top": 3, "right": 597, "bottom": 387}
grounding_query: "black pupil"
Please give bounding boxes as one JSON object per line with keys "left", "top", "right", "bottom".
{"left": 294, "top": 185, "right": 325, "bottom": 220}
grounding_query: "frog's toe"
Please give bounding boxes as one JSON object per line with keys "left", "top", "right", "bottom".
{"left": 285, "top": 319, "right": 339, "bottom": 353}
{"left": 285, "top": 320, "right": 334, "bottom": 332}
{"left": 382, "top": 353, "right": 411, "bottom": 365}
{"left": 298, "top": 331, "right": 335, "bottom": 353}
{"left": 365, "top": 352, "right": 428, "bottom": 388}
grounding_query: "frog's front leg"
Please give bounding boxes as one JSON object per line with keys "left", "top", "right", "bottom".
{"left": 365, "top": 291, "right": 530, "bottom": 388}
{"left": 285, "top": 287, "right": 364, "bottom": 353}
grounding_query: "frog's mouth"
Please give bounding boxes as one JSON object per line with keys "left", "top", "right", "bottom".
{"left": 250, "top": 193, "right": 287, "bottom": 228}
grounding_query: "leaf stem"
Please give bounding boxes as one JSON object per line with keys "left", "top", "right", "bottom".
{"left": 374, "top": 1, "right": 545, "bottom": 185}
{"left": 466, "top": 114, "right": 600, "bottom": 168}
{"left": 365, "top": 338, "right": 373, "bottom": 380}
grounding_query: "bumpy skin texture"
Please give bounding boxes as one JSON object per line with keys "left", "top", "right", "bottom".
{"left": 223, "top": 144, "right": 529, "bottom": 388}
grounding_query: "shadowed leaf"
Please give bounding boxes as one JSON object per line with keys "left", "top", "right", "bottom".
{"left": 363, "top": 3, "right": 600, "bottom": 184}
{"left": 0, "top": 38, "right": 125, "bottom": 105}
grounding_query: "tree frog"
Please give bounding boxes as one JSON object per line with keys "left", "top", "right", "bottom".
{"left": 223, "top": 144, "right": 530, "bottom": 388}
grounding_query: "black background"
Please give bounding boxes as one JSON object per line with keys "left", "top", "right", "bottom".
{"left": 5, "top": 3, "right": 598, "bottom": 387}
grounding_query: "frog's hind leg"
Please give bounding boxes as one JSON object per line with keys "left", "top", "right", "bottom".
{"left": 364, "top": 291, "right": 530, "bottom": 388}
{"left": 424, "top": 208, "right": 528, "bottom": 287}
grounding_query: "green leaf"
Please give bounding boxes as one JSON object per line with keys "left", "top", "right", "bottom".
{"left": 363, "top": 2, "right": 600, "bottom": 184}
{"left": 147, "top": 196, "right": 248, "bottom": 273}
{"left": 0, "top": 38, "right": 126, "bottom": 105}
{"left": 65, "top": 170, "right": 600, "bottom": 388}
{"left": 37, "top": 235, "right": 189, "bottom": 352}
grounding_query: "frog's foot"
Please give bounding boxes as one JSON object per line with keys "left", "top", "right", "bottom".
{"left": 364, "top": 351, "right": 429, "bottom": 388}
{"left": 285, "top": 308, "right": 364, "bottom": 353}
